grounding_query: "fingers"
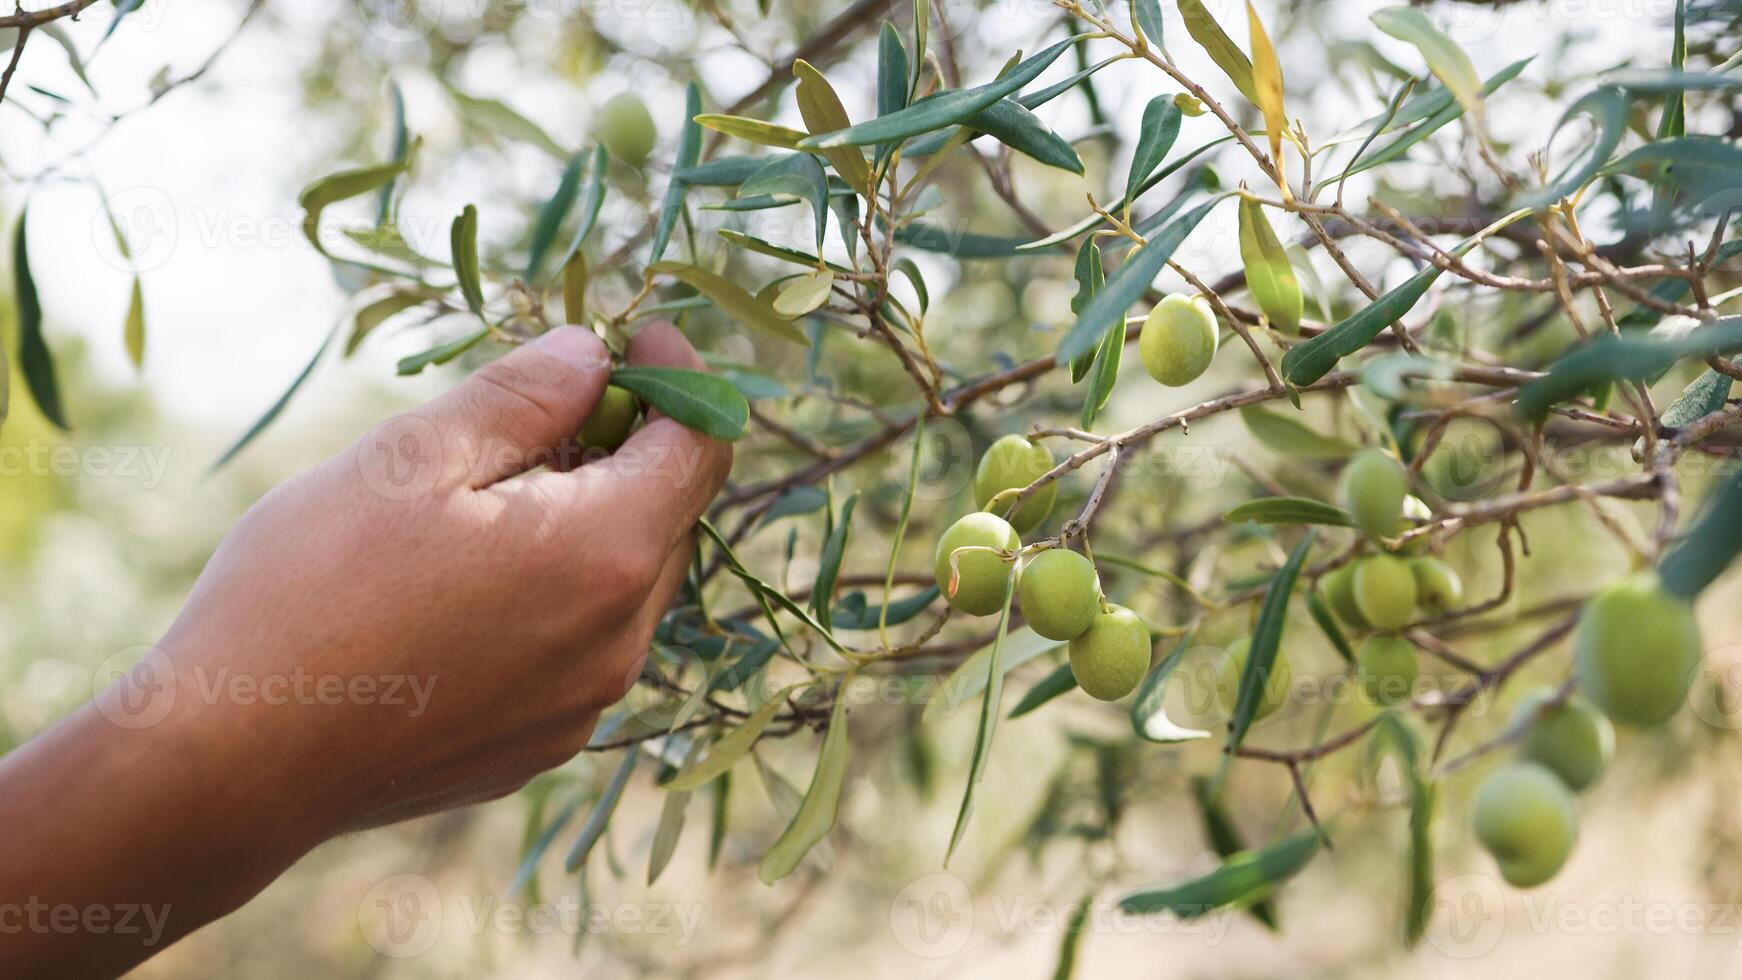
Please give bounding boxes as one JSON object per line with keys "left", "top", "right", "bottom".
{"left": 597, "top": 323, "right": 734, "bottom": 547}
{"left": 420, "top": 327, "right": 612, "bottom": 488}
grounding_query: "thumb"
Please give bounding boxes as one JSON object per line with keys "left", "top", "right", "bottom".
{"left": 422, "top": 326, "right": 612, "bottom": 488}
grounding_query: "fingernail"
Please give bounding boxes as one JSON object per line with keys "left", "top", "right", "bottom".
{"left": 531, "top": 326, "right": 610, "bottom": 370}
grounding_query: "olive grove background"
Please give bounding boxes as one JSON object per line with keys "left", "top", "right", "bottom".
{"left": 3, "top": 0, "right": 1742, "bottom": 976}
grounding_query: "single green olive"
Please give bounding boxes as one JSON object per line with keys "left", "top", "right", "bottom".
{"left": 1357, "top": 634, "right": 1418, "bottom": 707}
{"left": 1471, "top": 762, "right": 1579, "bottom": 888}
{"left": 1215, "top": 636, "right": 1293, "bottom": 721}
{"left": 576, "top": 384, "right": 639, "bottom": 453}
{"left": 973, "top": 434, "right": 1057, "bottom": 535}
{"left": 1322, "top": 563, "right": 1371, "bottom": 630}
{"left": 1338, "top": 449, "right": 1408, "bottom": 542}
{"left": 1068, "top": 604, "right": 1151, "bottom": 701}
{"left": 1512, "top": 689, "right": 1614, "bottom": 793}
{"left": 1574, "top": 573, "right": 1702, "bottom": 727}
{"left": 1018, "top": 548, "right": 1101, "bottom": 641}
{"left": 1409, "top": 556, "right": 1464, "bottom": 615}
{"left": 597, "top": 93, "right": 657, "bottom": 166}
{"left": 1353, "top": 554, "right": 1418, "bottom": 631}
{"left": 933, "top": 513, "right": 1020, "bottom": 617}
{"left": 1138, "top": 293, "right": 1219, "bottom": 387}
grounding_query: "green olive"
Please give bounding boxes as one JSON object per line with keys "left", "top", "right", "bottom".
{"left": 1512, "top": 689, "right": 1614, "bottom": 793}
{"left": 576, "top": 384, "right": 639, "bottom": 453}
{"left": 597, "top": 93, "right": 657, "bottom": 166}
{"left": 1471, "top": 762, "right": 1579, "bottom": 888}
{"left": 1018, "top": 549, "right": 1101, "bottom": 641}
{"left": 1356, "top": 634, "right": 1418, "bottom": 706}
{"left": 1338, "top": 449, "right": 1408, "bottom": 542}
{"left": 973, "top": 434, "right": 1057, "bottom": 535}
{"left": 1353, "top": 554, "right": 1417, "bottom": 631}
{"left": 1409, "top": 556, "right": 1464, "bottom": 615}
{"left": 1138, "top": 294, "right": 1219, "bottom": 387}
{"left": 1322, "top": 563, "right": 1371, "bottom": 630}
{"left": 1574, "top": 573, "right": 1702, "bottom": 726}
{"left": 1068, "top": 604, "right": 1151, "bottom": 701}
{"left": 1214, "top": 636, "right": 1293, "bottom": 721}
{"left": 933, "top": 513, "right": 1020, "bottom": 616}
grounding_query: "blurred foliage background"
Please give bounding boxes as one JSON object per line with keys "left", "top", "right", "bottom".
{"left": 4, "top": 0, "right": 1742, "bottom": 975}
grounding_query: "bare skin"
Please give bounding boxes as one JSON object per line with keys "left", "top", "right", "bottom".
{"left": 0, "top": 322, "right": 731, "bottom": 978}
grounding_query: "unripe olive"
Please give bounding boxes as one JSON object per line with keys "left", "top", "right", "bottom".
{"left": 1471, "top": 762, "right": 1578, "bottom": 888}
{"left": 1138, "top": 294, "right": 1218, "bottom": 387}
{"left": 1018, "top": 549, "right": 1101, "bottom": 641}
{"left": 1215, "top": 637, "right": 1293, "bottom": 721}
{"left": 1353, "top": 554, "right": 1417, "bottom": 631}
{"left": 1068, "top": 604, "right": 1151, "bottom": 701}
{"left": 597, "top": 93, "right": 657, "bottom": 166}
{"left": 973, "top": 434, "right": 1057, "bottom": 535}
{"left": 1409, "top": 556, "right": 1464, "bottom": 615}
{"left": 1338, "top": 449, "right": 1408, "bottom": 541}
{"left": 577, "top": 384, "right": 639, "bottom": 453}
{"left": 1357, "top": 634, "right": 1418, "bottom": 706}
{"left": 933, "top": 513, "right": 1019, "bottom": 616}
{"left": 1322, "top": 563, "right": 1370, "bottom": 630}
{"left": 1512, "top": 689, "right": 1614, "bottom": 793}
{"left": 1574, "top": 573, "right": 1702, "bottom": 727}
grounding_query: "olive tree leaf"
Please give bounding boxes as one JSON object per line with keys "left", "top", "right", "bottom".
{"left": 213, "top": 318, "right": 347, "bottom": 470}
{"left": 1227, "top": 530, "right": 1316, "bottom": 754}
{"left": 1240, "top": 404, "right": 1357, "bottom": 458}
{"left": 773, "top": 268, "right": 835, "bottom": 318}
{"left": 890, "top": 222, "right": 1034, "bottom": 258}
{"left": 1133, "top": 0, "right": 1165, "bottom": 49}
{"left": 759, "top": 692, "right": 851, "bottom": 883}
{"left": 449, "top": 204, "right": 484, "bottom": 316}
{"left": 1599, "top": 136, "right": 1742, "bottom": 202}
{"left": 345, "top": 288, "right": 431, "bottom": 355}
{"left": 1178, "top": 0, "right": 1257, "bottom": 103}
{"left": 1189, "top": 775, "right": 1278, "bottom": 928}
{"left": 1371, "top": 6, "right": 1484, "bottom": 125}
{"left": 507, "top": 791, "right": 584, "bottom": 899}
{"left": 1517, "top": 86, "right": 1627, "bottom": 208}
{"left": 1021, "top": 134, "right": 1237, "bottom": 252}
{"left": 665, "top": 688, "right": 801, "bottom": 792}
{"left": 1057, "top": 197, "right": 1224, "bottom": 366}
{"left": 831, "top": 586, "right": 939, "bottom": 631}
{"left": 123, "top": 276, "right": 146, "bottom": 370}
{"left": 611, "top": 366, "right": 750, "bottom": 441}
{"left": 524, "top": 152, "right": 585, "bottom": 281}
{"left": 970, "top": 97, "right": 1083, "bottom": 173}
{"left": 1131, "top": 638, "right": 1212, "bottom": 743}
{"left": 396, "top": 325, "right": 490, "bottom": 376}
{"left": 448, "top": 87, "right": 568, "bottom": 157}
{"left": 924, "top": 626, "right": 1060, "bottom": 724}
{"left": 1223, "top": 497, "right": 1354, "bottom": 527}
{"left": 1237, "top": 196, "right": 1302, "bottom": 333}
{"left": 1246, "top": 1, "right": 1287, "bottom": 171}
{"left": 564, "top": 745, "right": 641, "bottom": 871}
{"left": 1306, "top": 589, "right": 1355, "bottom": 663}
{"left": 1660, "top": 462, "right": 1742, "bottom": 600}
{"left": 1119, "top": 827, "right": 1323, "bottom": 917}
{"left": 811, "top": 492, "right": 860, "bottom": 631}
{"left": 800, "top": 36, "right": 1079, "bottom": 149}
{"left": 877, "top": 21, "right": 910, "bottom": 117}
{"left": 1281, "top": 264, "right": 1446, "bottom": 386}
{"left": 910, "top": 0, "right": 929, "bottom": 97}
{"left": 674, "top": 155, "right": 766, "bottom": 186}
{"left": 1009, "top": 662, "right": 1079, "bottom": 719}
{"left": 651, "top": 261, "right": 811, "bottom": 345}
{"left": 700, "top": 518, "right": 847, "bottom": 654}
{"left": 1370, "top": 715, "right": 1435, "bottom": 947}
{"left": 946, "top": 568, "right": 1017, "bottom": 863}
{"left": 1337, "top": 58, "right": 1531, "bottom": 181}
{"left": 740, "top": 153, "right": 831, "bottom": 249}
{"left": 377, "top": 80, "right": 408, "bottom": 226}
{"left": 647, "top": 753, "right": 694, "bottom": 885}
{"left": 12, "top": 208, "right": 68, "bottom": 430}
{"left": 693, "top": 114, "right": 809, "bottom": 149}
{"left": 1516, "top": 317, "right": 1742, "bottom": 420}
{"left": 297, "top": 153, "right": 416, "bottom": 256}
{"left": 1068, "top": 239, "right": 1107, "bottom": 382}
{"left": 651, "top": 82, "right": 702, "bottom": 264}
{"left": 793, "top": 59, "right": 872, "bottom": 195}
{"left": 1080, "top": 306, "right": 1124, "bottom": 429}
{"left": 1661, "top": 361, "right": 1737, "bottom": 429}
{"left": 1125, "top": 95, "right": 1183, "bottom": 203}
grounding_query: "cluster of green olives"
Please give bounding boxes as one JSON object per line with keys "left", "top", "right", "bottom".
{"left": 1470, "top": 573, "right": 1701, "bottom": 888}
{"left": 931, "top": 436, "right": 1152, "bottom": 701}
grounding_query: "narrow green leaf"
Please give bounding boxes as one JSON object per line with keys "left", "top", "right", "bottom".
{"left": 1339, "top": 58, "right": 1531, "bottom": 181}
{"left": 611, "top": 365, "right": 750, "bottom": 441}
{"left": 1661, "top": 464, "right": 1742, "bottom": 600}
{"left": 298, "top": 155, "right": 416, "bottom": 254}
{"left": 651, "top": 83, "right": 702, "bottom": 264}
{"left": 741, "top": 153, "right": 831, "bottom": 249}
{"left": 924, "top": 626, "right": 1060, "bottom": 724}
{"left": 1661, "top": 362, "right": 1737, "bottom": 429}
{"left": 1518, "top": 87, "right": 1627, "bottom": 207}
{"left": 1190, "top": 775, "right": 1279, "bottom": 928}
{"left": 946, "top": 569, "right": 1017, "bottom": 862}
{"left": 1080, "top": 307, "right": 1123, "bottom": 429}
{"left": 832, "top": 586, "right": 939, "bottom": 631}
{"left": 1051, "top": 891, "right": 1094, "bottom": 980}
{"left": 1009, "top": 661, "right": 1079, "bottom": 719}
{"left": 1306, "top": 589, "right": 1355, "bottom": 663}
{"left": 652, "top": 261, "right": 812, "bottom": 345}
{"left": 1246, "top": 0, "right": 1288, "bottom": 169}
{"left": 1020, "top": 135, "right": 1236, "bottom": 251}
{"left": 972, "top": 97, "right": 1083, "bottom": 173}
{"left": 346, "top": 288, "right": 430, "bottom": 355}
{"left": 377, "top": 80, "right": 408, "bottom": 226}
{"left": 1280, "top": 264, "right": 1445, "bottom": 386}
{"left": 13, "top": 208, "right": 68, "bottom": 429}
{"left": 1133, "top": 0, "right": 1165, "bottom": 50}
{"left": 449, "top": 88, "right": 568, "bottom": 157}
{"left": 1371, "top": 7, "right": 1484, "bottom": 124}
{"left": 1240, "top": 404, "right": 1357, "bottom": 458}
{"left": 396, "top": 325, "right": 489, "bottom": 376}
{"left": 699, "top": 519, "right": 847, "bottom": 654}
{"left": 507, "top": 792, "right": 584, "bottom": 899}
{"left": 213, "top": 320, "right": 343, "bottom": 470}
{"left": 1068, "top": 239, "right": 1107, "bottom": 382}
{"left": 674, "top": 156, "right": 767, "bottom": 186}
{"left": 694, "top": 114, "right": 808, "bottom": 148}
{"left": 123, "top": 276, "right": 146, "bottom": 370}
{"left": 794, "top": 60, "right": 873, "bottom": 196}
{"left": 1057, "top": 197, "right": 1223, "bottom": 366}
{"left": 1238, "top": 196, "right": 1302, "bottom": 333}
{"left": 878, "top": 21, "right": 911, "bottom": 118}
{"left": 1600, "top": 136, "right": 1742, "bottom": 202}
{"left": 811, "top": 493, "right": 860, "bottom": 631}
{"left": 1227, "top": 530, "right": 1316, "bottom": 753}
{"left": 1126, "top": 96, "right": 1183, "bottom": 203}
{"left": 1223, "top": 496, "right": 1354, "bottom": 527}
{"left": 449, "top": 204, "right": 484, "bottom": 315}
{"left": 525, "top": 153, "right": 585, "bottom": 281}
{"left": 759, "top": 692, "right": 851, "bottom": 883}
{"left": 891, "top": 221, "right": 1035, "bottom": 258}
{"left": 800, "top": 36, "right": 1080, "bottom": 149}
{"left": 1119, "top": 827, "right": 1323, "bottom": 917}
{"left": 1661, "top": 0, "right": 1687, "bottom": 138}
{"left": 646, "top": 773, "right": 691, "bottom": 885}
{"left": 1131, "top": 637, "right": 1212, "bottom": 743}
{"left": 773, "top": 268, "right": 835, "bottom": 318}
{"left": 564, "top": 745, "right": 641, "bottom": 871}
{"left": 1178, "top": 0, "right": 1257, "bottom": 103}
{"left": 1516, "top": 317, "right": 1742, "bottom": 420}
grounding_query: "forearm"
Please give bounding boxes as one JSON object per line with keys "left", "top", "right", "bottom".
{"left": 0, "top": 654, "right": 331, "bottom": 978}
